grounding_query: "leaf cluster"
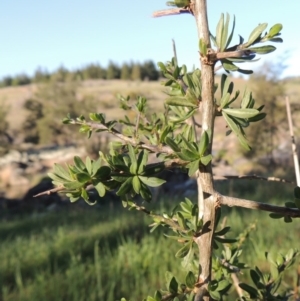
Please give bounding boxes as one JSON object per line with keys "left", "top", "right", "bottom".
{"left": 204, "top": 14, "right": 283, "bottom": 74}
{"left": 238, "top": 249, "right": 299, "bottom": 300}
{"left": 48, "top": 145, "right": 166, "bottom": 205}
{"left": 218, "top": 74, "right": 266, "bottom": 150}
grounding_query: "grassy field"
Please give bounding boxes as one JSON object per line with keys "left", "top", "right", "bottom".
{"left": 1, "top": 192, "right": 300, "bottom": 301}
{"left": 1, "top": 76, "right": 300, "bottom": 300}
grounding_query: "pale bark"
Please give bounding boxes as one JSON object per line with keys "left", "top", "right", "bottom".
{"left": 194, "top": 1, "right": 216, "bottom": 300}
{"left": 285, "top": 96, "right": 300, "bottom": 186}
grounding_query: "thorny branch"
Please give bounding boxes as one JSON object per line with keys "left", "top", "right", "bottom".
{"left": 217, "top": 192, "right": 300, "bottom": 217}
{"left": 69, "top": 119, "right": 173, "bottom": 154}
{"left": 213, "top": 174, "right": 294, "bottom": 184}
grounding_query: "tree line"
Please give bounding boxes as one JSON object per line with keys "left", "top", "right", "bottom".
{"left": 0, "top": 60, "right": 160, "bottom": 88}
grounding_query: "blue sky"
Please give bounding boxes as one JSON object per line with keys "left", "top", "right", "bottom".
{"left": 1, "top": 0, "right": 299, "bottom": 79}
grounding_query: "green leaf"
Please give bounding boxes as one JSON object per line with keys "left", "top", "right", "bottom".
{"left": 294, "top": 199, "right": 300, "bottom": 210}
{"left": 181, "top": 149, "right": 200, "bottom": 161}
{"left": 237, "top": 68, "right": 253, "bottom": 75}
{"left": 200, "top": 154, "right": 212, "bottom": 166}
{"left": 168, "top": 276, "right": 178, "bottom": 294}
{"left": 128, "top": 144, "right": 137, "bottom": 164}
{"left": 79, "top": 125, "right": 90, "bottom": 134}
{"left": 139, "top": 176, "right": 166, "bottom": 187}
{"left": 69, "top": 196, "right": 80, "bottom": 202}
{"left": 92, "top": 158, "right": 102, "bottom": 176}
{"left": 223, "top": 112, "right": 239, "bottom": 134}
{"left": 237, "top": 135, "right": 251, "bottom": 151}
{"left": 216, "top": 280, "right": 231, "bottom": 292}
{"left": 165, "top": 137, "right": 183, "bottom": 152}
{"left": 246, "top": 23, "right": 268, "bottom": 46}
{"left": 241, "top": 91, "right": 252, "bottom": 109}
{"left": 269, "top": 213, "right": 284, "bottom": 219}
{"left": 140, "top": 182, "right": 152, "bottom": 202}
{"left": 216, "top": 13, "right": 224, "bottom": 50}
{"left": 268, "top": 23, "right": 282, "bottom": 38}
{"left": 130, "top": 161, "right": 138, "bottom": 175}
{"left": 142, "top": 163, "right": 165, "bottom": 176}
{"left": 53, "top": 164, "right": 72, "bottom": 181}
{"left": 221, "top": 60, "right": 238, "bottom": 72}
{"left": 182, "top": 244, "right": 194, "bottom": 270}
{"left": 74, "top": 156, "right": 86, "bottom": 172}
{"left": 239, "top": 283, "right": 258, "bottom": 298}
{"left": 64, "top": 181, "right": 84, "bottom": 190}
{"left": 116, "top": 177, "right": 133, "bottom": 196}
{"left": 269, "top": 37, "right": 283, "bottom": 43}
{"left": 181, "top": 136, "right": 198, "bottom": 153}
{"left": 157, "top": 62, "right": 167, "bottom": 72}
{"left": 175, "top": 243, "right": 190, "bottom": 258}
{"left": 132, "top": 176, "right": 141, "bottom": 194}
{"left": 137, "top": 150, "right": 148, "bottom": 175}
{"left": 76, "top": 172, "right": 91, "bottom": 183}
{"left": 160, "top": 126, "right": 172, "bottom": 143}
{"left": 62, "top": 117, "right": 71, "bottom": 124}
{"left": 48, "top": 172, "right": 66, "bottom": 184}
{"left": 176, "top": 211, "right": 187, "bottom": 229}
{"left": 214, "top": 226, "right": 230, "bottom": 237}
{"left": 185, "top": 271, "right": 196, "bottom": 288}
{"left": 210, "top": 32, "right": 217, "bottom": 48}
{"left": 166, "top": 97, "right": 198, "bottom": 108}
{"left": 154, "top": 290, "right": 162, "bottom": 301}
{"left": 85, "top": 157, "right": 92, "bottom": 174}
{"left": 248, "top": 112, "right": 266, "bottom": 122}
{"left": 220, "top": 74, "right": 228, "bottom": 97}
{"left": 284, "top": 216, "right": 293, "bottom": 223}
{"left": 209, "top": 290, "right": 221, "bottom": 300}
{"left": 221, "top": 13, "right": 230, "bottom": 51}
{"left": 223, "top": 108, "right": 259, "bottom": 119}
{"left": 225, "top": 15, "right": 235, "bottom": 49}
{"left": 187, "top": 160, "right": 200, "bottom": 176}
{"left": 220, "top": 92, "right": 231, "bottom": 109}
{"left": 81, "top": 188, "right": 89, "bottom": 201}
{"left": 94, "top": 166, "right": 111, "bottom": 178}
{"left": 166, "top": 0, "right": 189, "bottom": 7}
{"left": 94, "top": 182, "right": 106, "bottom": 197}
{"left": 250, "top": 269, "right": 261, "bottom": 285}
{"left": 198, "top": 131, "right": 209, "bottom": 156}
{"left": 214, "top": 236, "right": 237, "bottom": 243}
{"left": 285, "top": 201, "right": 297, "bottom": 208}
{"left": 294, "top": 187, "right": 300, "bottom": 199}
{"left": 247, "top": 45, "right": 276, "bottom": 54}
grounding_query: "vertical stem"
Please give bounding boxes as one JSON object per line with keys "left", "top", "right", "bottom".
{"left": 285, "top": 96, "right": 300, "bottom": 186}
{"left": 194, "top": 0, "right": 216, "bottom": 300}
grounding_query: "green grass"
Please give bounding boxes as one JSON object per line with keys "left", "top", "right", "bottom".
{"left": 0, "top": 205, "right": 184, "bottom": 301}
{"left": 0, "top": 197, "right": 300, "bottom": 301}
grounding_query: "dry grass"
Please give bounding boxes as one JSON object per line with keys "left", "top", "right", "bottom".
{"left": 1, "top": 76, "right": 299, "bottom": 126}
{"left": 0, "top": 80, "right": 166, "bottom": 130}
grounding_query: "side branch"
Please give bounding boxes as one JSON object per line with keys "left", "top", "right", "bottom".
{"left": 214, "top": 174, "right": 294, "bottom": 184}
{"left": 34, "top": 159, "right": 188, "bottom": 198}
{"left": 152, "top": 8, "right": 192, "bottom": 18}
{"left": 217, "top": 193, "right": 300, "bottom": 217}
{"left": 70, "top": 120, "right": 173, "bottom": 155}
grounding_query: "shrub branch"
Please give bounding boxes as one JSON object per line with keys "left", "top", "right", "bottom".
{"left": 217, "top": 193, "right": 300, "bottom": 217}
